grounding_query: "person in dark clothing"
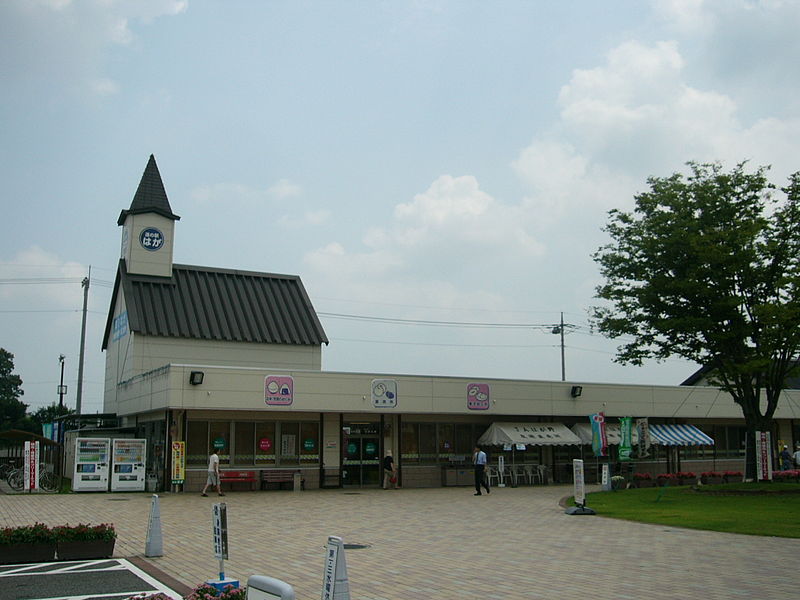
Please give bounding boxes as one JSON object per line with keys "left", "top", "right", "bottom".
{"left": 473, "top": 445, "right": 490, "bottom": 495}
{"left": 382, "top": 450, "right": 397, "bottom": 489}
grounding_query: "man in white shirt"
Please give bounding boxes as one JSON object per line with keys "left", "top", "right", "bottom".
{"left": 201, "top": 449, "right": 225, "bottom": 497}
{"left": 473, "top": 445, "right": 490, "bottom": 496}
{"left": 794, "top": 444, "right": 800, "bottom": 468}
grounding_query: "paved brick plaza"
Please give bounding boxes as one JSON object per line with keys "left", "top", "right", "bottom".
{"left": 2, "top": 485, "right": 798, "bottom": 599}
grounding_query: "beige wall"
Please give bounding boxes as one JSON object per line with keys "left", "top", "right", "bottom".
{"left": 122, "top": 213, "right": 176, "bottom": 278}
{"left": 108, "top": 362, "right": 800, "bottom": 422}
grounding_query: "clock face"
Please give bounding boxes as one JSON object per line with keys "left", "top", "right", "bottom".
{"left": 139, "top": 227, "right": 165, "bottom": 251}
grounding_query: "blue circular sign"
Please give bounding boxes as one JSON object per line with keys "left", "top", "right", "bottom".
{"left": 139, "top": 227, "right": 165, "bottom": 251}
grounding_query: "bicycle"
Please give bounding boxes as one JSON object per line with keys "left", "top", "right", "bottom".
{"left": 6, "top": 463, "right": 58, "bottom": 492}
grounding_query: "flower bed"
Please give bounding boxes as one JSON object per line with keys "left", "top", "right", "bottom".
{"left": 656, "top": 473, "right": 678, "bottom": 486}
{"left": 676, "top": 471, "right": 696, "bottom": 484}
{"left": 0, "top": 523, "right": 56, "bottom": 564}
{"left": 773, "top": 469, "right": 800, "bottom": 482}
{"left": 129, "top": 582, "right": 246, "bottom": 600}
{"left": 701, "top": 471, "right": 725, "bottom": 484}
{"left": 54, "top": 523, "right": 116, "bottom": 560}
{"left": 724, "top": 470, "right": 743, "bottom": 483}
{"left": 0, "top": 523, "right": 116, "bottom": 564}
{"left": 632, "top": 473, "right": 655, "bottom": 488}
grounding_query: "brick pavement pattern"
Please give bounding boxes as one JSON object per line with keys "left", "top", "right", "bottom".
{"left": 2, "top": 485, "right": 799, "bottom": 599}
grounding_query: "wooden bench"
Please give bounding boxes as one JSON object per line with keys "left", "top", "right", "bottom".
{"left": 219, "top": 470, "right": 257, "bottom": 491}
{"left": 261, "top": 469, "right": 305, "bottom": 491}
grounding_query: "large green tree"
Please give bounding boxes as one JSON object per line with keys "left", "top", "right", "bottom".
{"left": 592, "top": 162, "right": 800, "bottom": 478}
{"left": 0, "top": 348, "right": 29, "bottom": 431}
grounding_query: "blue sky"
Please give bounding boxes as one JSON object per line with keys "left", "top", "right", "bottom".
{"left": 2, "top": 0, "right": 800, "bottom": 414}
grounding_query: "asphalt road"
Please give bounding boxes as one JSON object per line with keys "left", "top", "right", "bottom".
{"left": 0, "top": 558, "right": 183, "bottom": 600}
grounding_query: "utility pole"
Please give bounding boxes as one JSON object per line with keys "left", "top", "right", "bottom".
{"left": 551, "top": 312, "right": 567, "bottom": 382}
{"left": 76, "top": 267, "right": 90, "bottom": 416}
{"left": 559, "top": 312, "right": 566, "bottom": 382}
{"left": 58, "top": 354, "right": 66, "bottom": 409}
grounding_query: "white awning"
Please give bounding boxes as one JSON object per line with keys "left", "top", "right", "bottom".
{"left": 571, "top": 423, "right": 639, "bottom": 446}
{"left": 649, "top": 423, "right": 714, "bottom": 446}
{"left": 478, "top": 422, "right": 582, "bottom": 447}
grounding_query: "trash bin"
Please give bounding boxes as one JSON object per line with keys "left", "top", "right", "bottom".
{"left": 293, "top": 471, "right": 302, "bottom": 492}
{"left": 146, "top": 474, "right": 158, "bottom": 492}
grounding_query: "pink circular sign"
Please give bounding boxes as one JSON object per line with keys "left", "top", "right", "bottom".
{"left": 259, "top": 438, "right": 273, "bottom": 451}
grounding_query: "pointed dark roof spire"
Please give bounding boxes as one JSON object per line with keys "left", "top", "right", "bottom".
{"left": 117, "top": 155, "right": 180, "bottom": 225}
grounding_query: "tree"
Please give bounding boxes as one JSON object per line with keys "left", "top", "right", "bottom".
{"left": 0, "top": 348, "right": 29, "bottom": 431}
{"left": 592, "top": 162, "right": 800, "bottom": 479}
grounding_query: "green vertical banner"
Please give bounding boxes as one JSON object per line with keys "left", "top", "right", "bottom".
{"left": 619, "top": 417, "right": 632, "bottom": 462}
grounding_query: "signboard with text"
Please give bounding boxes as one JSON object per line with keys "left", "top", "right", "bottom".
{"left": 171, "top": 441, "right": 186, "bottom": 485}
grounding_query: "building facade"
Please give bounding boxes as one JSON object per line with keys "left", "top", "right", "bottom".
{"left": 103, "top": 157, "right": 800, "bottom": 492}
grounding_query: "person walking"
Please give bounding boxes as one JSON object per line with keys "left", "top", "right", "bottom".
{"left": 382, "top": 450, "right": 397, "bottom": 489}
{"left": 473, "top": 445, "right": 490, "bottom": 495}
{"left": 201, "top": 448, "right": 225, "bottom": 496}
{"left": 780, "top": 445, "right": 792, "bottom": 471}
{"left": 794, "top": 443, "right": 800, "bottom": 468}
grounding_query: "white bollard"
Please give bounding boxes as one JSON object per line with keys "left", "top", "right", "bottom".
{"left": 145, "top": 494, "right": 164, "bottom": 557}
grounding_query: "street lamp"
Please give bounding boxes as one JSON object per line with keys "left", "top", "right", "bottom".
{"left": 57, "top": 354, "right": 67, "bottom": 409}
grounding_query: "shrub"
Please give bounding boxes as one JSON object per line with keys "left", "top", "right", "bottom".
{"left": 723, "top": 470, "right": 743, "bottom": 478}
{"left": 773, "top": 470, "right": 800, "bottom": 481}
{"left": 52, "top": 523, "right": 116, "bottom": 542}
{"left": 0, "top": 523, "right": 55, "bottom": 545}
{"left": 676, "top": 471, "right": 696, "bottom": 480}
{"left": 657, "top": 473, "right": 677, "bottom": 480}
{"left": 701, "top": 471, "right": 723, "bottom": 478}
{"left": 632, "top": 472, "right": 652, "bottom": 480}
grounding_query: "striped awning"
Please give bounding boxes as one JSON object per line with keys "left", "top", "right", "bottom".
{"left": 649, "top": 424, "right": 714, "bottom": 446}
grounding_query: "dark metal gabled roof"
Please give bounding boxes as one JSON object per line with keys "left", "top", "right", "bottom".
{"left": 102, "top": 260, "right": 328, "bottom": 349}
{"left": 117, "top": 155, "right": 180, "bottom": 225}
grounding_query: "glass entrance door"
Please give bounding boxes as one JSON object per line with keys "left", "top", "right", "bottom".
{"left": 342, "top": 422, "right": 381, "bottom": 487}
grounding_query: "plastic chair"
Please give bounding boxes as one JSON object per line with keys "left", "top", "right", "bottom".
{"left": 512, "top": 464, "right": 529, "bottom": 485}
{"left": 486, "top": 466, "right": 501, "bottom": 487}
{"left": 525, "top": 464, "right": 543, "bottom": 484}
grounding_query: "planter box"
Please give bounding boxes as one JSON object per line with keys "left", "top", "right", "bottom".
{"left": 702, "top": 476, "right": 724, "bottom": 485}
{"left": 0, "top": 543, "right": 56, "bottom": 564}
{"left": 57, "top": 539, "right": 115, "bottom": 561}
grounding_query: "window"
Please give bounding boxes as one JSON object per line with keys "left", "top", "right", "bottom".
{"left": 255, "top": 422, "right": 276, "bottom": 465}
{"left": 401, "top": 422, "right": 419, "bottom": 463}
{"left": 418, "top": 423, "right": 437, "bottom": 464}
{"left": 279, "top": 422, "right": 300, "bottom": 466}
{"left": 186, "top": 421, "right": 208, "bottom": 466}
{"left": 455, "top": 424, "right": 474, "bottom": 455}
{"left": 437, "top": 424, "right": 454, "bottom": 461}
{"left": 300, "top": 422, "right": 320, "bottom": 464}
{"left": 234, "top": 422, "right": 255, "bottom": 465}
{"left": 209, "top": 422, "right": 231, "bottom": 466}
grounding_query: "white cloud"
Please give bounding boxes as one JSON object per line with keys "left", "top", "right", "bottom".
{"left": 89, "top": 78, "right": 120, "bottom": 96}
{"left": 0, "top": 247, "right": 87, "bottom": 309}
{"left": 267, "top": 179, "right": 302, "bottom": 199}
{"left": 0, "top": 0, "right": 186, "bottom": 98}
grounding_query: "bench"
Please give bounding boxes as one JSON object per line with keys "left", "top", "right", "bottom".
{"left": 261, "top": 469, "right": 305, "bottom": 491}
{"left": 219, "top": 470, "right": 257, "bottom": 491}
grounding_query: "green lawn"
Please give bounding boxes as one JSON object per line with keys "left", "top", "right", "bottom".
{"left": 582, "top": 484, "right": 800, "bottom": 538}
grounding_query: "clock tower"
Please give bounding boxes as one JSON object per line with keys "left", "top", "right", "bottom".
{"left": 118, "top": 155, "right": 180, "bottom": 278}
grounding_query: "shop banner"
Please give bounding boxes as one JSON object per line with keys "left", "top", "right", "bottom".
{"left": 618, "top": 417, "right": 633, "bottom": 462}
{"left": 756, "top": 431, "right": 772, "bottom": 481}
{"left": 171, "top": 441, "right": 185, "bottom": 485}
{"left": 572, "top": 459, "right": 586, "bottom": 506}
{"left": 636, "top": 417, "right": 651, "bottom": 458}
{"left": 212, "top": 502, "right": 229, "bottom": 560}
{"left": 590, "top": 412, "right": 608, "bottom": 457}
{"left": 24, "top": 441, "right": 39, "bottom": 491}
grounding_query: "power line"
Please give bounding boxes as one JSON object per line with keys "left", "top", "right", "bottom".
{"left": 318, "top": 311, "right": 582, "bottom": 331}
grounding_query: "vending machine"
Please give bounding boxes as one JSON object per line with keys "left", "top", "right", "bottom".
{"left": 111, "top": 438, "right": 147, "bottom": 491}
{"left": 73, "top": 437, "right": 111, "bottom": 492}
